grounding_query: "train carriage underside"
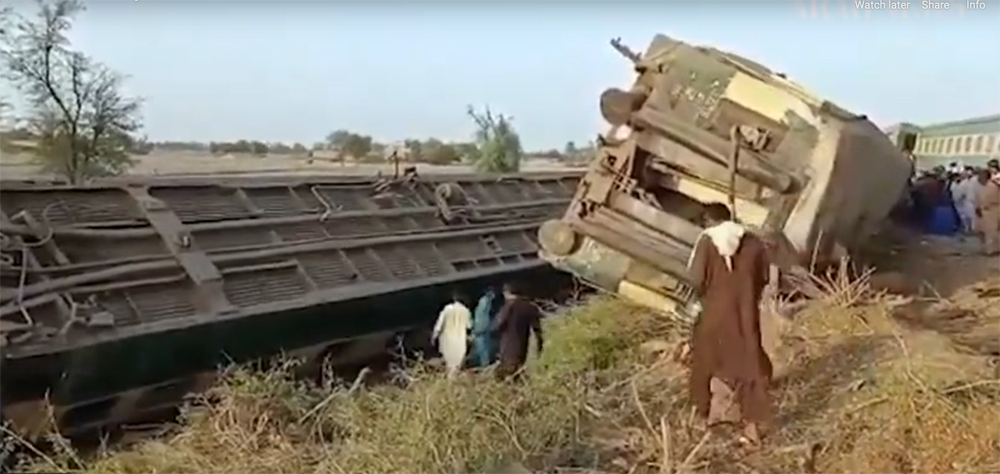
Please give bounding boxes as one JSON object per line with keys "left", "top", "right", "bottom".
{"left": 538, "top": 34, "right": 911, "bottom": 316}
{"left": 0, "top": 170, "right": 581, "bottom": 438}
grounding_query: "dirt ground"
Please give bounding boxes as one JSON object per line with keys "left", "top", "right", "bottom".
{"left": 866, "top": 228, "right": 999, "bottom": 363}
{"left": 630, "top": 225, "right": 1000, "bottom": 474}
{"left": 766, "top": 226, "right": 998, "bottom": 472}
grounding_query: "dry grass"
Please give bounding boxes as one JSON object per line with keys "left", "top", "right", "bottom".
{"left": 9, "top": 268, "right": 1000, "bottom": 474}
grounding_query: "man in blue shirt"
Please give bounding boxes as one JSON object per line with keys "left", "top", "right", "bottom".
{"left": 471, "top": 286, "right": 501, "bottom": 367}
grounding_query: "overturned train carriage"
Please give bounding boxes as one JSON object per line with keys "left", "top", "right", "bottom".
{"left": 539, "top": 34, "right": 911, "bottom": 315}
{"left": 0, "top": 171, "right": 581, "bottom": 437}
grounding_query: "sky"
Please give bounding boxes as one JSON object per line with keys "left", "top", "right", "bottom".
{"left": 8, "top": 0, "right": 1000, "bottom": 150}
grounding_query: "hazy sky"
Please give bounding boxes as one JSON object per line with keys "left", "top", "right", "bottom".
{"left": 22, "top": 0, "right": 1000, "bottom": 149}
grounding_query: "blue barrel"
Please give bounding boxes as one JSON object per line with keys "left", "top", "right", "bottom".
{"left": 925, "top": 204, "right": 960, "bottom": 235}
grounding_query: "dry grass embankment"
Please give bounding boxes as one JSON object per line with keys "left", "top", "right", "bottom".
{"left": 11, "top": 266, "right": 1000, "bottom": 474}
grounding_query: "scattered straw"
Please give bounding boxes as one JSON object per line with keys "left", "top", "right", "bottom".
{"left": 6, "top": 255, "right": 998, "bottom": 474}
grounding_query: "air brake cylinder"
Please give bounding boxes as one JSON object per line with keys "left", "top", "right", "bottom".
{"left": 538, "top": 219, "right": 579, "bottom": 257}
{"left": 600, "top": 88, "right": 647, "bottom": 127}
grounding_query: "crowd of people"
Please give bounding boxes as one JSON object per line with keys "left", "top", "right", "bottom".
{"left": 431, "top": 283, "right": 544, "bottom": 381}
{"left": 906, "top": 158, "right": 1000, "bottom": 255}
{"left": 431, "top": 203, "right": 775, "bottom": 446}
{"left": 429, "top": 160, "right": 1000, "bottom": 447}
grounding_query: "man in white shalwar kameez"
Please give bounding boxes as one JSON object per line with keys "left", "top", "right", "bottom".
{"left": 433, "top": 292, "right": 472, "bottom": 379}
{"left": 952, "top": 169, "right": 983, "bottom": 234}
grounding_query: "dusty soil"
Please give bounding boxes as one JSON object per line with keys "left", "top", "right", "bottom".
{"left": 870, "top": 228, "right": 999, "bottom": 360}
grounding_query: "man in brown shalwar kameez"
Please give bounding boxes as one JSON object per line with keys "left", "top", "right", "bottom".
{"left": 491, "top": 283, "right": 544, "bottom": 382}
{"left": 686, "top": 203, "right": 773, "bottom": 445}
{"left": 974, "top": 170, "right": 1000, "bottom": 256}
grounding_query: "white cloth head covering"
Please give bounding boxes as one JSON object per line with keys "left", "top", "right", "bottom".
{"left": 686, "top": 220, "right": 747, "bottom": 271}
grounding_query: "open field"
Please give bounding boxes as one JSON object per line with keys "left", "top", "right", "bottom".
{"left": 8, "top": 225, "right": 998, "bottom": 474}
{"left": 0, "top": 150, "right": 580, "bottom": 180}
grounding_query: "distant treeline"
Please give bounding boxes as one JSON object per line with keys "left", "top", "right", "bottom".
{"left": 141, "top": 140, "right": 311, "bottom": 156}
{"left": 2, "top": 127, "right": 595, "bottom": 166}
{"left": 120, "top": 131, "right": 595, "bottom": 164}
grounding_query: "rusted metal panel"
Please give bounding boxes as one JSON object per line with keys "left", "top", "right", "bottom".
{"left": 0, "top": 171, "right": 580, "bottom": 354}
{"left": 540, "top": 34, "right": 911, "bottom": 318}
{"left": 1, "top": 171, "right": 581, "bottom": 436}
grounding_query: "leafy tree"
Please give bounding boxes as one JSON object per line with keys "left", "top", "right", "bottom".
{"left": 211, "top": 142, "right": 235, "bottom": 154}
{"left": 249, "top": 140, "right": 268, "bottom": 155}
{"left": 0, "top": 0, "right": 143, "bottom": 183}
{"left": 208, "top": 141, "right": 262, "bottom": 155}
{"left": 153, "top": 141, "right": 208, "bottom": 152}
{"left": 325, "top": 129, "right": 351, "bottom": 150}
{"left": 268, "top": 142, "right": 291, "bottom": 154}
{"left": 341, "top": 133, "right": 372, "bottom": 159}
{"left": 453, "top": 142, "right": 478, "bottom": 162}
{"left": 422, "top": 138, "right": 460, "bottom": 165}
{"left": 324, "top": 129, "right": 373, "bottom": 162}
{"left": 564, "top": 141, "right": 577, "bottom": 156}
{"left": 291, "top": 142, "right": 307, "bottom": 154}
{"left": 403, "top": 138, "right": 423, "bottom": 161}
{"left": 369, "top": 141, "right": 386, "bottom": 159}
{"left": 467, "top": 105, "right": 522, "bottom": 173}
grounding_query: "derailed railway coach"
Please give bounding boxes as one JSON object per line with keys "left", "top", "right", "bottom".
{"left": 538, "top": 34, "right": 911, "bottom": 317}
{"left": 0, "top": 170, "right": 581, "bottom": 439}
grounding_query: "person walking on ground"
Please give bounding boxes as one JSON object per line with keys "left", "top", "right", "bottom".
{"left": 975, "top": 170, "right": 1000, "bottom": 256}
{"left": 953, "top": 168, "right": 983, "bottom": 235}
{"left": 432, "top": 291, "right": 473, "bottom": 379}
{"left": 491, "top": 283, "right": 544, "bottom": 382}
{"left": 471, "top": 286, "right": 500, "bottom": 367}
{"left": 912, "top": 170, "right": 945, "bottom": 224}
{"left": 686, "top": 202, "right": 773, "bottom": 446}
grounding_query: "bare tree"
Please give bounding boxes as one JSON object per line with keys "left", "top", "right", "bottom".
{"left": 467, "top": 105, "right": 522, "bottom": 173}
{"left": 0, "top": 94, "right": 11, "bottom": 129}
{"left": 0, "top": 3, "right": 15, "bottom": 130}
{"left": 0, "top": 0, "right": 142, "bottom": 183}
